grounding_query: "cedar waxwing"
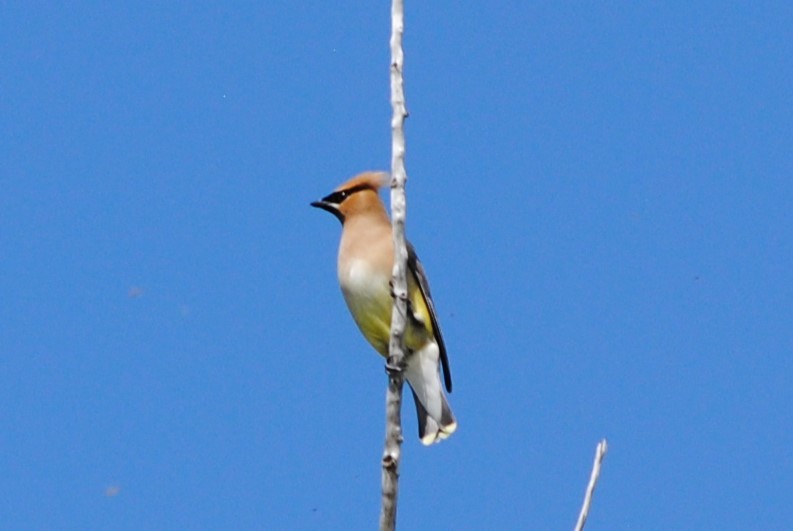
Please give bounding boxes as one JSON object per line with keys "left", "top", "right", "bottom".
{"left": 311, "top": 171, "right": 456, "bottom": 445}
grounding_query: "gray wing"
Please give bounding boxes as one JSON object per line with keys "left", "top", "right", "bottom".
{"left": 407, "top": 242, "right": 452, "bottom": 392}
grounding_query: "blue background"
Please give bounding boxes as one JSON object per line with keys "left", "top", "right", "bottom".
{"left": 2, "top": 2, "right": 792, "bottom": 529}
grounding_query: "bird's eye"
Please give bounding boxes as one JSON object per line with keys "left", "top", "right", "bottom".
{"left": 323, "top": 190, "right": 347, "bottom": 204}
{"left": 322, "top": 184, "right": 371, "bottom": 205}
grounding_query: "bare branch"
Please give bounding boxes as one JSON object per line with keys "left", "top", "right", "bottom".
{"left": 379, "top": 0, "right": 408, "bottom": 530}
{"left": 574, "top": 439, "right": 608, "bottom": 531}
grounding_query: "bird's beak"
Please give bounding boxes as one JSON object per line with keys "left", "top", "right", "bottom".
{"left": 310, "top": 200, "right": 332, "bottom": 212}
{"left": 311, "top": 200, "right": 344, "bottom": 223}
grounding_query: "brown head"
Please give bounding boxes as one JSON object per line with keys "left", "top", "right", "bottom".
{"left": 310, "top": 171, "right": 390, "bottom": 224}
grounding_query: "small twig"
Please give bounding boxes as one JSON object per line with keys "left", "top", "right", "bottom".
{"left": 379, "top": 360, "right": 405, "bottom": 530}
{"left": 379, "top": 0, "right": 408, "bottom": 530}
{"left": 574, "top": 439, "right": 608, "bottom": 531}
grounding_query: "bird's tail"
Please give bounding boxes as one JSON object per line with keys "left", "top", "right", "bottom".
{"left": 405, "top": 343, "right": 457, "bottom": 445}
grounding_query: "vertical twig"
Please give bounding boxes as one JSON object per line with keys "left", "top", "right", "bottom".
{"left": 574, "top": 439, "right": 608, "bottom": 531}
{"left": 379, "top": 0, "right": 408, "bottom": 530}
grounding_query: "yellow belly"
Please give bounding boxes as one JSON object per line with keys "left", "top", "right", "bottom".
{"left": 340, "top": 259, "right": 434, "bottom": 357}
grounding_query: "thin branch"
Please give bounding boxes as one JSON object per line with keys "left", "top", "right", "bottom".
{"left": 574, "top": 439, "right": 608, "bottom": 531}
{"left": 379, "top": 0, "right": 408, "bottom": 530}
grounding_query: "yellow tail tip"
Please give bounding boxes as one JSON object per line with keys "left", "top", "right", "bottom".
{"left": 420, "top": 421, "right": 458, "bottom": 445}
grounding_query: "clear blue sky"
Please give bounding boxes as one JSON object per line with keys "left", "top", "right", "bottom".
{"left": 2, "top": 2, "right": 792, "bottom": 530}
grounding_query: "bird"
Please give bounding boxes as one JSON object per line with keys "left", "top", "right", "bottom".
{"left": 311, "top": 171, "right": 456, "bottom": 445}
